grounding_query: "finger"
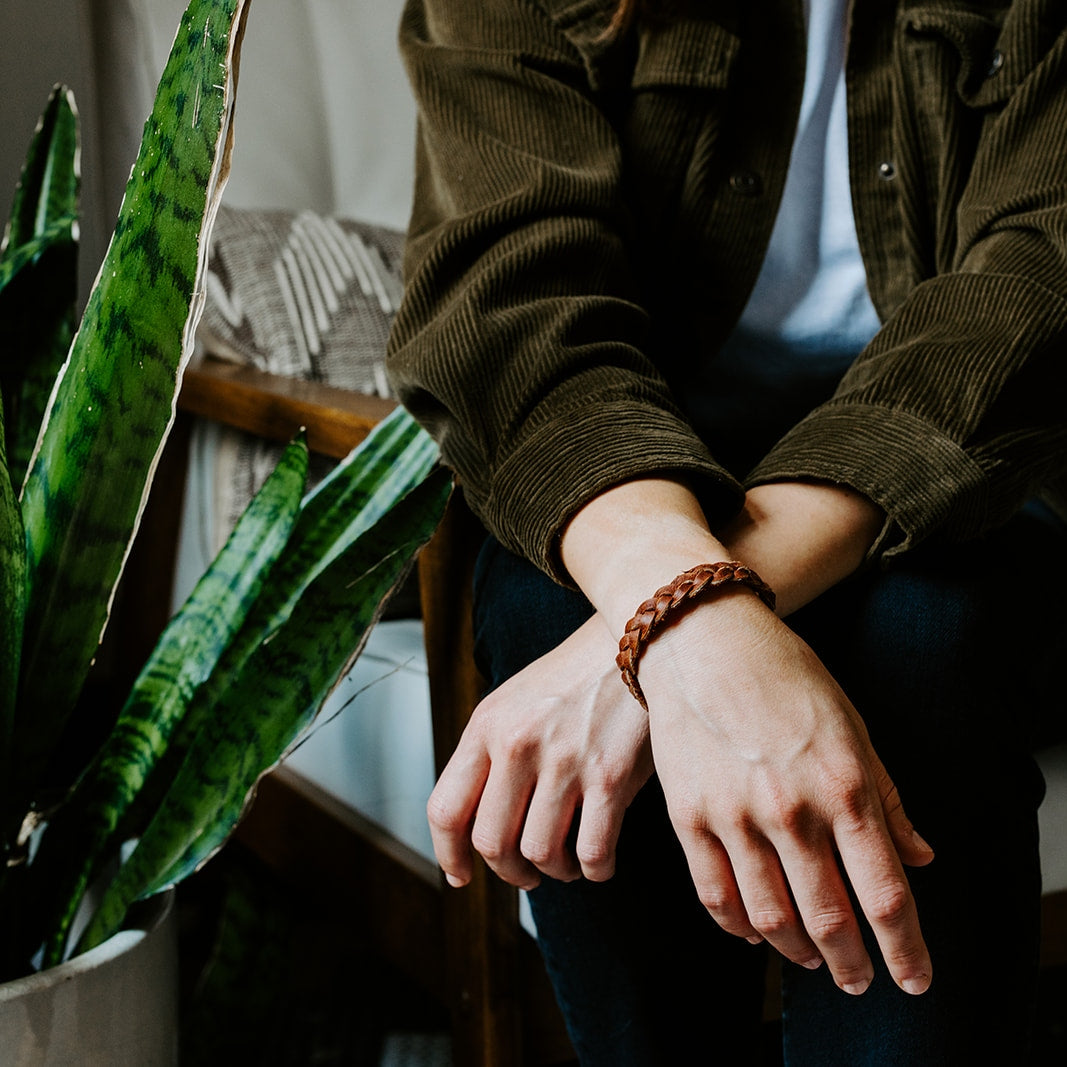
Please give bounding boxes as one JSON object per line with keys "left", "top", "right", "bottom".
{"left": 427, "top": 742, "right": 491, "bottom": 888}
{"left": 470, "top": 763, "right": 541, "bottom": 889}
{"left": 835, "top": 818, "right": 932, "bottom": 996}
{"left": 520, "top": 781, "right": 582, "bottom": 882}
{"left": 676, "top": 824, "right": 763, "bottom": 943}
{"left": 774, "top": 835, "right": 873, "bottom": 992}
{"left": 728, "top": 834, "right": 825, "bottom": 970}
{"left": 872, "top": 758, "right": 935, "bottom": 868}
{"left": 572, "top": 789, "right": 626, "bottom": 882}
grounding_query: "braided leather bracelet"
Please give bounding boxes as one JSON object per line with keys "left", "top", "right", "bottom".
{"left": 615, "top": 561, "right": 777, "bottom": 711}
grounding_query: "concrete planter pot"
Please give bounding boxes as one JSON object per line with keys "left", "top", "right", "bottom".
{"left": 0, "top": 890, "right": 179, "bottom": 1067}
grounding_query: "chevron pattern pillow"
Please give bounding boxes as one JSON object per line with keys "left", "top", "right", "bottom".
{"left": 191, "top": 205, "right": 421, "bottom": 617}
{"left": 199, "top": 203, "right": 405, "bottom": 397}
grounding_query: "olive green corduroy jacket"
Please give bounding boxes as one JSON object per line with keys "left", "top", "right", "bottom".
{"left": 386, "top": 0, "right": 1067, "bottom": 582}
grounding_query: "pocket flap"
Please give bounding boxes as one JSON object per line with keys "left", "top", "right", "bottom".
{"left": 903, "top": 7, "right": 1013, "bottom": 108}
{"left": 633, "top": 17, "right": 740, "bottom": 90}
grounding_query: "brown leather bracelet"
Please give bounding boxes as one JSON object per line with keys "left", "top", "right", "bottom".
{"left": 615, "top": 561, "right": 777, "bottom": 711}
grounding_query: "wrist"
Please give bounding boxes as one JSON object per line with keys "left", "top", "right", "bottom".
{"left": 720, "top": 481, "right": 885, "bottom": 615}
{"left": 559, "top": 476, "right": 736, "bottom": 632}
{"left": 615, "top": 561, "right": 777, "bottom": 710}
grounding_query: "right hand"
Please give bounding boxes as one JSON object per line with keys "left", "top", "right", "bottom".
{"left": 558, "top": 476, "right": 934, "bottom": 996}
{"left": 638, "top": 587, "right": 934, "bottom": 995}
{"left": 427, "top": 614, "right": 654, "bottom": 890}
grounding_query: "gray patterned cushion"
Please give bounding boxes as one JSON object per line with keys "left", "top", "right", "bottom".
{"left": 194, "top": 204, "right": 420, "bottom": 617}
{"left": 199, "top": 203, "right": 405, "bottom": 396}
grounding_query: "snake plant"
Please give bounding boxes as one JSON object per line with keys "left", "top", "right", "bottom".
{"left": 0, "top": 0, "right": 447, "bottom": 981}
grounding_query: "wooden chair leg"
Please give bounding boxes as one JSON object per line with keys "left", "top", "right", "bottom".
{"left": 419, "top": 494, "right": 525, "bottom": 1064}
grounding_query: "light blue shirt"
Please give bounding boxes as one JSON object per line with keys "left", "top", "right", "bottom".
{"left": 737, "top": 0, "right": 880, "bottom": 353}
{"left": 685, "top": 0, "right": 881, "bottom": 474}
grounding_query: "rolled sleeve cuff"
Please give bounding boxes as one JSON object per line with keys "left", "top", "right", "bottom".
{"left": 747, "top": 405, "right": 989, "bottom": 563}
{"left": 478, "top": 401, "right": 745, "bottom": 585}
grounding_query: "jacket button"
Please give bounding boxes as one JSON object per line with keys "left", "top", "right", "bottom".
{"left": 878, "top": 161, "right": 897, "bottom": 180}
{"left": 987, "top": 50, "right": 1004, "bottom": 76}
{"left": 729, "top": 170, "right": 763, "bottom": 195}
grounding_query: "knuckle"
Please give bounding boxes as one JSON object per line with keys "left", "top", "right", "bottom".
{"left": 765, "top": 798, "right": 812, "bottom": 838}
{"left": 748, "top": 909, "right": 793, "bottom": 938}
{"left": 520, "top": 836, "right": 554, "bottom": 867}
{"left": 575, "top": 838, "right": 612, "bottom": 873}
{"left": 585, "top": 767, "right": 624, "bottom": 802}
{"left": 696, "top": 887, "right": 734, "bottom": 915}
{"left": 426, "top": 793, "right": 463, "bottom": 835}
{"left": 697, "top": 896, "right": 749, "bottom": 937}
{"left": 805, "top": 907, "right": 855, "bottom": 943}
{"left": 827, "top": 771, "right": 875, "bottom": 827}
{"left": 585, "top": 748, "right": 643, "bottom": 797}
{"left": 469, "top": 828, "right": 507, "bottom": 864}
{"left": 750, "top": 773, "right": 818, "bottom": 839}
{"left": 669, "top": 795, "right": 708, "bottom": 837}
{"left": 865, "top": 881, "right": 912, "bottom": 925}
{"left": 581, "top": 860, "right": 615, "bottom": 883}
{"left": 498, "top": 724, "right": 538, "bottom": 763}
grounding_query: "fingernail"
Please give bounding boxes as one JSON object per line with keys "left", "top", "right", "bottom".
{"left": 842, "top": 978, "right": 871, "bottom": 995}
{"left": 445, "top": 873, "right": 465, "bottom": 888}
{"left": 801, "top": 956, "right": 823, "bottom": 971}
{"left": 746, "top": 935, "right": 764, "bottom": 945}
{"left": 901, "top": 975, "right": 929, "bottom": 995}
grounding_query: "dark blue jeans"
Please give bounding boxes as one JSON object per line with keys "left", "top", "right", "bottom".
{"left": 472, "top": 504, "right": 1067, "bottom": 1065}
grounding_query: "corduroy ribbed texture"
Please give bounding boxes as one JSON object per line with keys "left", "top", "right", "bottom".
{"left": 387, "top": 0, "right": 1067, "bottom": 581}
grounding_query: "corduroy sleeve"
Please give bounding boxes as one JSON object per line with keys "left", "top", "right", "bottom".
{"left": 386, "top": 0, "right": 743, "bottom": 583}
{"left": 749, "top": 5, "right": 1067, "bottom": 561}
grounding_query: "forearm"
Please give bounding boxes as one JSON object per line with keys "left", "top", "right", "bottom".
{"left": 717, "top": 481, "right": 885, "bottom": 617}
{"left": 559, "top": 476, "right": 884, "bottom": 629}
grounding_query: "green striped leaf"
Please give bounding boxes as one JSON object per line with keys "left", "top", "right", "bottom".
{"left": 0, "top": 402, "right": 26, "bottom": 847}
{"left": 76, "top": 467, "right": 452, "bottom": 952}
{"left": 14, "top": 0, "right": 250, "bottom": 807}
{"left": 298, "top": 405, "right": 441, "bottom": 558}
{"left": 149, "top": 406, "right": 440, "bottom": 764}
{"left": 30, "top": 434, "right": 309, "bottom": 966}
{"left": 1, "top": 85, "right": 79, "bottom": 259}
{"left": 1, "top": 86, "right": 80, "bottom": 493}
{"left": 0, "top": 221, "right": 75, "bottom": 299}
{"left": 256, "top": 404, "right": 440, "bottom": 625}
{"left": 95, "top": 408, "right": 441, "bottom": 882}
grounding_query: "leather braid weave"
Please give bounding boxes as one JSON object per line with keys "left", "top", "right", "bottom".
{"left": 615, "top": 561, "right": 776, "bottom": 711}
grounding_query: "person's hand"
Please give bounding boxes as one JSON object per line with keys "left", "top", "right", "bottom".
{"left": 558, "top": 476, "right": 935, "bottom": 995}
{"left": 639, "top": 588, "right": 935, "bottom": 995}
{"left": 427, "top": 614, "right": 654, "bottom": 889}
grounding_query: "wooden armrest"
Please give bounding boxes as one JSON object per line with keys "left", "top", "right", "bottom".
{"left": 178, "top": 357, "right": 397, "bottom": 459}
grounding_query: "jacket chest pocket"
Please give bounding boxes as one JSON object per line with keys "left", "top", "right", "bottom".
{"left": 622, "top": 18, "right": 741, "bottom": 251}
{"left": 632, "top": 15, "right": 739, "bottom": 91}
{"left": 543, "top": 2, "right": 740, "bottom": 220}
{"left": 900, "top": 5, "right": 1011, "bottom": 110}
{"left": 892, "top": 2, "right": 1061, "bottom": 271}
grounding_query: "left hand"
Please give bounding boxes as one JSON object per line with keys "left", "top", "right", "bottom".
{"left": 426, "top": 613, "right": 654, "bottom": 890}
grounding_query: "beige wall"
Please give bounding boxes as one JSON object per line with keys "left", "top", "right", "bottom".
{"left": 1, "top": 0, "right": 416, "bottom": 308}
